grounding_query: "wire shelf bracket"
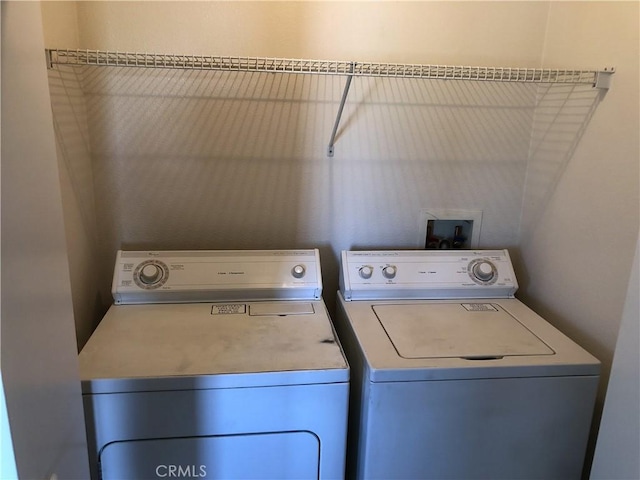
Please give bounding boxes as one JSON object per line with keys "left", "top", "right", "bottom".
{"left": 327, "top": 62, "right": 355, "bottom": 157}
{"left": 45, "top": 49, "right": 615, "bottom": 157}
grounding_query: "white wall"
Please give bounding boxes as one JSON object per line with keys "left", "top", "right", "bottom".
{"left": 39, "top": 1, "right": 638, "bottom": 475}
{"left": 518, "top": 4, "right": 639, "bottom": 466}
{"left": 591, "top": 234, "right": 639, "bottom": 479}
{"left": 521, "top": 1, "right": 639, "bottom": 363}
{"left": 73, "top": 1, "right": 548, "bottom": 65}
{"left": 1, "top": 2, "right": 89, "bottom": 478}
{"left": 42, "top": 1, "right": 104, "bottom": 349}
{"left": 43, "top": 1, "right": 554, "bottom": 325}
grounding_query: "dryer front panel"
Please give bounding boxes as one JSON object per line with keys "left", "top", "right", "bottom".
{"left": 83, "top": 382, "right": 349, "bottom": 480}
{"left": 100, "top": 432, "right": 319, "bottom": 480}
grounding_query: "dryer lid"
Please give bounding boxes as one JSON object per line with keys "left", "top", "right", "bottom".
{"left": 79, "top": 301, "right": 349, "bottom": 394}
{"left": 373, "top": 303, "right": 554, "bottom": 359}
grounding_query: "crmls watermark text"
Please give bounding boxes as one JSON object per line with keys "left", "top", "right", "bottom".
{"left": 155, "top": 464, "right": 207, "bottom": 478}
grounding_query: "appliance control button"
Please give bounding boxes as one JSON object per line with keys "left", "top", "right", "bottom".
{"left": 472, "top": 261, "right": 495, "bottom": 282}
{"left": 292, "top": 264, "right": 306, "bottom": 278}
{"left": 359, "top": 266, "right": 374, "bottom": 279}
{"left": 139, "top": 264, "right": 162, "bottom": 284}
{"left": 382, "top": 265, "right": 397, "bottom": 279}
{"left": 134, "top": 260, "right": 169, "bottom": 289}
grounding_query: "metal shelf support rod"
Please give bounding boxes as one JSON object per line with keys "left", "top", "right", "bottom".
{"left": 327, "top": 62, "right": 355, "bottom": 157}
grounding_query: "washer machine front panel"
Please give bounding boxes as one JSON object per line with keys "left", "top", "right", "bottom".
{"left": 356, "top": 374, "right": 599, "bottom": 480}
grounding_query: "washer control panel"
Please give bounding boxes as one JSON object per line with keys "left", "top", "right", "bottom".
{"left": 112, "top": 249, "right": 322, "bottom": 304}
{"left": 340, "top": 249, "right": 518, "bottom": 300}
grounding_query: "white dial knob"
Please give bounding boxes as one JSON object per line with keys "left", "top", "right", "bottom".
{"left": 359, "top": 266, "right": 374, "bottom": 279}
{"left": 382, "top": 265, "right": 397, "bottom": 279}
{"left": 139, "top": 263, "right": 162, "bottom": 285}
{"left": 292, "top": 264, "right": 306, "bottom": 278}
{"left": 473, "top": 261, "right": 495, "bottom": 282}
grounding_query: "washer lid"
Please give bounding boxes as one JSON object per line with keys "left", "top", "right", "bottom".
{"left": 373, "top": 303, "right": 554, "bottom": 359}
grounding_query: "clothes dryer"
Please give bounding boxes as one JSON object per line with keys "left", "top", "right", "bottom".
{"left": 80, "top": 249, "right": 349, "bottom": 480}
{"left": 335, "top": 249, "right": 599, "bottom": 479}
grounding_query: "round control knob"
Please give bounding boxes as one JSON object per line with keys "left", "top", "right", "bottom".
{"left": 472, "top": 261, "right": 495, "bottom": 282}
{"left": 382, "top": 265, "right": 397, "bottom": 279}
{"left": 139, "top": 263, "right": 162, "bottom": 285}
{"left": 359, "top": 266, "right": 374, "bottom": 279}
{"left": 291, "top": 264, "right": 306, "bottom": 279}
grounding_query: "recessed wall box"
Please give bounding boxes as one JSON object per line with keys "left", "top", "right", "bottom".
{"left": 418, "top": 209, "right": 482, "bottom": 249}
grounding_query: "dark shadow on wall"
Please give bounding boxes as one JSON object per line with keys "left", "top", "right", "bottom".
{"left": 48, "top": 65, "right": 108, "bottom": 350}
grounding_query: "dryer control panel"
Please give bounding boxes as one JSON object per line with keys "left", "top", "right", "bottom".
{"left": 112, "top": 249, "right": 322, "bottom": 304}
{"left": 340, "top": 250, "right": 518, "bottom": 301}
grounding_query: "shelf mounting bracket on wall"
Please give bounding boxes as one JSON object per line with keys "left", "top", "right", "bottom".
{"left": 594, "top": 67, "right": 615, "bottom": 89}
{"left": 327, "top": 62, "right": 355, "bottom": 157}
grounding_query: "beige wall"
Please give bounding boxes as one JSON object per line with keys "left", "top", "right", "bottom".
{"left": 71, "top": 1, "right": 548, "bottom": 65}
{"left": 43, "top": 1, "right": 104, "bottom": 348}
{"left": 40, "top": 1, "right": 638, "bottom": 474}
{"left": 2, "top": 2, "right": 89, "bottom": 477}
{"left": 523, "top": 1, "right": 639, "bottom": 355}
{"left": 518, "top": 1, "right": 639, "bottom": 456}
{"left": 42, "top": 1, "right": 555, "bottom": 347}
{"left": 591, "top": 233, "right": 639, "bottom": 479}
{"left": 41, "top": 0, "right": 80, "bottom": 48}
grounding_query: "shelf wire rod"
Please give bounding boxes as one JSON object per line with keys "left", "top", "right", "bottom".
{"left": 45, "top": 48, "right": 615, "bottom": 156}
{"left": 327, "top": 62, "right": 355, "bottom": 157}
{"left": 46, "top": 49, "right": 611, "bottom": 87}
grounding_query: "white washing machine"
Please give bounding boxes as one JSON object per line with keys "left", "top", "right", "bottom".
{"left": 335, "top": 249, "right": 600, "bottom": 480}
{"left": 79, "top": 249, "right": 349, "bottom": 480}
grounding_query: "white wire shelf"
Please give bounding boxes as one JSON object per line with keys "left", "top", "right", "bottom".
{"left": 46, "top": 48, "right": 614, "bottom": 157}
{"left": 46, "top": 49, "right": 613, "bottom": 87}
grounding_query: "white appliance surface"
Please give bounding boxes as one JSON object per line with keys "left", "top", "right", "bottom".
{"left": 80, "top": 249, "right": 349, "bottom": 480}
{"left": 111, "top": 249, "right": 323, "bottom": 304}
{"left": 336, "top": 249, "right": 600, "bottom": 479}
{"left": 373, "top": 302, "right": 553, "bottom": 358}
{"left": 80, "top": 299, "right": 347, "bottom": 393}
